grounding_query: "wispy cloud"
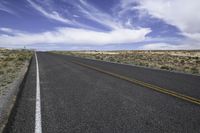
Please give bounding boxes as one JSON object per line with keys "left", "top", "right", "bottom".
{"left": 77, "top": 0, "right": 122, "bottom": 29}
{"left": 0, "top": 1, "right": 17, "bottom": 15}
{"left": 26, "top": 0, "right": 104, "bottom": 30}
{"left": 27, "top": 0, "right": 72, "bottom": 24}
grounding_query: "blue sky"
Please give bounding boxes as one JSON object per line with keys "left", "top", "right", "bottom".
{"left": 0, "top": 0, "right": 200, "bottom": 50}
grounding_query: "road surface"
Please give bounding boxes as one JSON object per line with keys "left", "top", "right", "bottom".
{"left": 5, "top": 52, "right": 200, "bottom": 133}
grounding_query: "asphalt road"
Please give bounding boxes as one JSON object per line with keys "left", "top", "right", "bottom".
{"left": 5, "top": 52, "right": 200, "bottom": 133}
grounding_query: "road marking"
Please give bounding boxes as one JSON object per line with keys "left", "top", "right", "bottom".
{"left": 72, "top": 61, "right": 200, "bottom": 105}
{"left": 35, "top": 52, "right": 42, "bottom": 133}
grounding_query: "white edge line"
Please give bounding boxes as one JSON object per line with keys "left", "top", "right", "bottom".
{"left": 35, "top": 52, "right": 42, "bottom": 133}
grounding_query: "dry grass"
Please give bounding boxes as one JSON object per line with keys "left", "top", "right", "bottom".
{"left": 53, "top": 50, "right": 200, "bottom": 75}
{"left": 0, "top": 49, "right": 33, "bottom": 92}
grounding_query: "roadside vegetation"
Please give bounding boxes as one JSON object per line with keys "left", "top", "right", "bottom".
{"left": 53, "top": 50, "right": 200, "bottom": 75}
{"left": 0, "top": 48, "right": 33, "bottom": 94}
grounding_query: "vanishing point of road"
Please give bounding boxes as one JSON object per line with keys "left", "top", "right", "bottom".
{"left": 5, "top": 52, "right": 200, "bottom": 133}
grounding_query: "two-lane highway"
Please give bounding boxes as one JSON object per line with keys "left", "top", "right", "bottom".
{"left": 5, "top": 52, "right": 200, "bottom": 133}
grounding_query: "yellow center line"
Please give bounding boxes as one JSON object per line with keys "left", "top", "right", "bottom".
{"left": 72, "top": 61, "right": 200, "bottom": 105}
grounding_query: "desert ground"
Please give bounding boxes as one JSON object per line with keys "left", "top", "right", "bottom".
{"left": 53, "top": 50, "right": 200, "bottom": 75}
{"left": 0, "top": 49, "right": 32, "bottom": 95}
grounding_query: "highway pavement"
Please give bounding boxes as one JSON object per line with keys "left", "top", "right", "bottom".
{"left": 5, "top": 52, "right": 200, "bottom": 133}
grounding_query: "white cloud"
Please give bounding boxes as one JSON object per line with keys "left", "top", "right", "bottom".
{"left": 140, "top": 42, "right": 200, "bottom": 50}
{"left": 0, "top": 27, "right": 13, "bottom": 33}
{"left": 132, "top": 0, "right": 200, "bottom": 41}
{"left": 119, "top": 0, "right": 200, "bottom": 50}
{"left": 0, "top": 27, "right": 151, "bottom": 46}
{"left": 140, "top": 43, "right": 179, "bottom": 50}
{"left": 183, "top": 33, "right": 200, "bottom": 42}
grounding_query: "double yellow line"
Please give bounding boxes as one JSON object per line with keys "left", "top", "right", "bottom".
{"left": 72, "top": 61, "right": 200, "bottom": 105}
